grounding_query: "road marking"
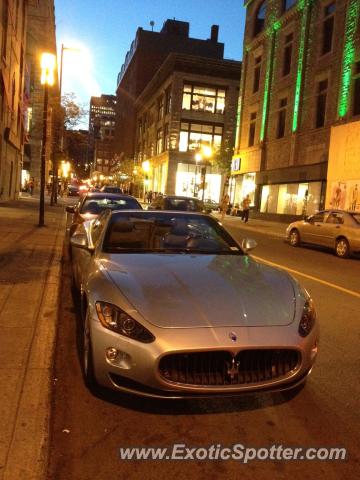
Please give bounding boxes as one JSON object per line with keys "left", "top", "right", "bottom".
{"left": 252, "top": 255, "right": 360, "bottom": 299}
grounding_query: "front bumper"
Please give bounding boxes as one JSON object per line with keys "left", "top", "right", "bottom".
{"left": 89, "top": 305, "right": 319, "bottom": 398}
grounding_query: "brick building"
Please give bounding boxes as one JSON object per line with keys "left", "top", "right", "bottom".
{"left": 134, "top": 53, "right": 241, "bottom": 200}
{"left": 25, "top": 0, "right": 59, "bottom": 194}
{"left": 0, "top": 0, "right": 28, "bottom": 201}
{"left": 232, "top": 0, "right": 360, "bottom": 219}
{"left": 89, "top": 94, "right": 116, "bottom": 176}
{"left": 115, "top": 19, "right": 226, "bottom": 165}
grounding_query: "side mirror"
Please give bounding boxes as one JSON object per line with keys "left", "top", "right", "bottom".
{"left": 70, "top": 233, "right": 94, "bottom": 252}
{"left": 241, "top": 238, "right": 257, "bottom": 253}
{"left": 66, "top": 206, "right": 75, "bottom": 214}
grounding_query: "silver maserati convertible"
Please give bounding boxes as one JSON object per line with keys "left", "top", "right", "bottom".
{"left": 70, "top": 210, "right": 319, "bottom": 398}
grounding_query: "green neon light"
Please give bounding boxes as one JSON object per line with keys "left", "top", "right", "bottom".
{"left": 260, "top": 12, "right": 281, "bottom": 142}
{"left": 260, "top": 42, "right": 273, "bottom": 142}
{"left": 234, "top": 96, "right": 242, "bottom": 150}
{"left": 292, "top": 0, "right": 311, "bottom": 132}
{"left": 338, "top": 0, "right": 360, "bottom": 117}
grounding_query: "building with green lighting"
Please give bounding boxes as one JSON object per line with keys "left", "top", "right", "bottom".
{"left": 231, "top": 0, "right": 360, "bottom": 219}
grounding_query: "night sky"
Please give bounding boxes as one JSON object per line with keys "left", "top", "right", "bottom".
{"left": 55, "top": 0, "right": 246, "bottom": 111}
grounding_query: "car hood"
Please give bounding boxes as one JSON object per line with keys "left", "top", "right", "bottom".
{"left": 101, "top": 254, "right": 296, "bottom": 329}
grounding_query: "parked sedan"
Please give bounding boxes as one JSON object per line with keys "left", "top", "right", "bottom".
{"left": 148, "top": 195, "right": 206, "bottom": 212}
{"left": 286, "top": 210, "right": 360, "bottom": 258}
{"left": 70, "top": 210, "right": 318, "bottom": 398}
{"left": 67, "top": 184, "right": 80, "bottom": 196}
{"left": 100, "top": 185, "right": 123, "bottom": 194}
{"left": 66, "top": 192, "right": 142, "bottom": 238}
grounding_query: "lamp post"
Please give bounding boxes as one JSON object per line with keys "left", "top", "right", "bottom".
{"left": 198, "top": 145, "right": 213, "bottom": 202}
{"left": 194, "top": 152, "right": 202, "bottom": 197}
{"left": 39, "top": 52, "right": 56, "bottom": 227}
{"left": 51, "top": 44, "right": 81, "bottom": 205}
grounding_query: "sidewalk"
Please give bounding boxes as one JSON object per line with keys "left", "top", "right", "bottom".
{"left": 217, "top": 213, "right": 288, "bottom": 239}
{"left": 0, "top": 198, "right": 66, "bottom": 480}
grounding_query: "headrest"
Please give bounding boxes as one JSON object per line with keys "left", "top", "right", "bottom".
{"left": 111, "top": 221, "right": 135, "bottom": 233}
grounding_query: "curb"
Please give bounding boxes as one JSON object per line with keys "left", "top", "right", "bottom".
{"left": 2, "top": 224, "right": 65, "bottom": 480}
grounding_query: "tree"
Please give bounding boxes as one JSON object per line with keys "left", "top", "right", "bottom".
{"left": 61, "top": 92, "right": 87, "bottom": 129}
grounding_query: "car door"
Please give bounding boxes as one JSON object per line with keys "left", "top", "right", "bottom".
{"left": 301, "top": 211, "right": 328, "bottom": 246}
{"left": 321, "top": 211, "right": 345, "bottom": 248}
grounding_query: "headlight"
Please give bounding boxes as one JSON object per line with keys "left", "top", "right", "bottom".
{"left": 95, "top": 301, "right": 155, "bottom": 343}
{"left": 299, "top": 298, "right": 316, "bottom": 337}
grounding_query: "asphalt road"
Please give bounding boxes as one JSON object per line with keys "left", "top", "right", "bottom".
{"left": 47, "top": 216, "right": 360, "bottom": 480}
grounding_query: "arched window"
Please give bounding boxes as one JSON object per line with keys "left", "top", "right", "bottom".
{"left": 254, "top": 1, "right": 266, "bottom": 37}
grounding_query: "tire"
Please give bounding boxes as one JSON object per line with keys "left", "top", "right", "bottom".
{"left": 335, "top": 237, "right": 350, "bottom": 258}
{"left": 82, "top": 309, "right": 97, "bottom": 390}
{"left": 289, "top": 229, "right": 301, "bottom": 247}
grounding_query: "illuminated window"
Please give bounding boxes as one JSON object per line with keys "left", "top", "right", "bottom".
{"left": 282, "top": 33, "right": 293, "bottom": 77}
{"left": 26, "top": 107, "right": 33, "bottom": 132}
{"left": 253, "top": 56, "right": 262, "bottom": 93}
{"left": 179, "top": 122, "right": 223, "bottom": 152}
{"left": 182, "top": 84, "right": 226, "bottom": 114}
{"left": 254, "top": 1, "right": 266, "bottom": 37}
{"left": 164, "top": 124, "right": 170, "bottom": 150}
{"left": 322, "top": 2, "right": 336, "bottom": 55}
{"left": 156, "top": 128, "right": 163, "bottom": 155}
{"left": 315, "top": 79, "right": 328, "bottom": 128}
{"left": 277, "top": 98, "right": 287, "bottom": 138}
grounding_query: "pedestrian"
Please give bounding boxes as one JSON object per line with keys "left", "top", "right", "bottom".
{"left": 148, "top": 190, "right": 153, "bottom": 204}
{"left": 241, "top": 194, "right": 251, "bottom": 223}
{"left": 29, "top": 179, "right": 34, "bottom": 196}
{"left": 220, "top": 194, "right": 230, "bottom": 221}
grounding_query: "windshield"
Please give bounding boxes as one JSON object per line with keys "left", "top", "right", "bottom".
{"left": 164, "top": 198, "right": 203, "bottom": 211}
{"left": 103, "top": 212, "right": 242, "bottom": 254}
{"left": 80, "top": 197, "right": 141, "bottom": 214}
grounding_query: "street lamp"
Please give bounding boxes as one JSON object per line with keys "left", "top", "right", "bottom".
{"left": 194, "top": 152, "right": 202, "bottom": 196}
{"left": 51, "top": 44, "right": 81, "bottom": 205}
{"left": 142, "top": 160, "right": 150, "bottom": 198}
{"left": 39, "top": 52, "right": 56, "bottom": 227}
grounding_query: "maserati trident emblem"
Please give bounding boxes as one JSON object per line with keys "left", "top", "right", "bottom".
{"left": 227, "top": 357, "right": 240, "bottom": 380}
{"left": 229, "top": 331, "right": 237, "bottom": 342}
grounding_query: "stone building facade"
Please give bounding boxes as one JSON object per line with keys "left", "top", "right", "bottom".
{"left": 133, "top": 54, "right": 240, "bottom": 200}
{"left": 0, "top": 0, "right": 28, "bottom": 200}
{"left": 232, "top": 0, "right": 360, "bottom": 219}
{"left": 25, "top": 0, "right": 59, "bottom": 194}
{"left": 115, "top": 19, "right": 225, "bottom": 165}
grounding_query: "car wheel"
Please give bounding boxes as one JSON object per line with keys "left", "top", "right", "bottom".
{"left": 289, "top": 229, "right": 301, "bottom": 247}
{"left": 83, "top": 309, "right": 97, "bottom": 390}
{"left": 335, "top": 237, "right": 350, "bottom": 258}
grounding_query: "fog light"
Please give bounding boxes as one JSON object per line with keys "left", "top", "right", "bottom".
{"left": 106, "top": 347, "right": 119, "bottom": 360}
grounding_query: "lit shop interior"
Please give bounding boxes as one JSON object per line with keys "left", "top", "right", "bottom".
{"left": 260, "top": 181, "right": 323, "bottom": 216}
{"left": 175, "top": 163, "right": 222, "bottom": 201}
{"left": 229, "top": 173, "right": 256, "bottom": 207}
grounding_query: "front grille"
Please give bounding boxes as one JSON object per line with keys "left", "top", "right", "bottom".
{"left": 159, "top": 349, "right": 300, "bottom": 386}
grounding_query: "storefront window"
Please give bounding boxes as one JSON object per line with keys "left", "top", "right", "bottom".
{"left": 260, "top": 182, "right": 322, "bottom": 215}
{"left": 175, "top": 163, "right": 221, "bottom": 201}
